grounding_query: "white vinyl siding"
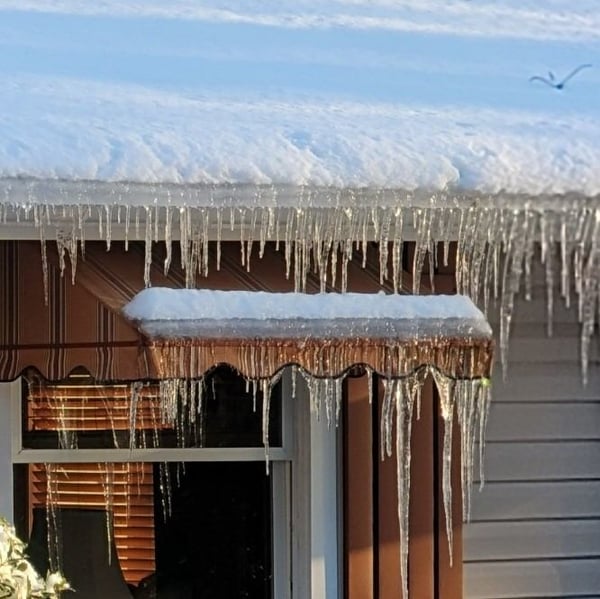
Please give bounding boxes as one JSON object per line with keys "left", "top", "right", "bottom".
{"left": 464, "top": 288, "right": 600, "bottom": 598}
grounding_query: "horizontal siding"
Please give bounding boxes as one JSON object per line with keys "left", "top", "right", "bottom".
{"left": 465, "top": 559, "right": 600, "bottom": 598}
{"left": 492, "top": 296, "right": 580, "bottom": 325}
{"left": 464, "top": 520, "right": 600, "bottom": 561}
{"left": 491, "top": 363, "right": 600, "bottom": 402}
{"left": 470, "top": 481, "right": 600, "bottom": 521}
{"left": 464, "top": 284, "right": 600, "bottom": 598}
{"left": 491, "top": 323, "right": 595, "bottom": 364}
{"left": 485, "top": 403, "right": 600, "bottom": 442}
{"left": 480, "top": 442, "right": 600, "bottom": 481}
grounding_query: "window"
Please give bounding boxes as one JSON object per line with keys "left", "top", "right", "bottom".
{"left": 12, "top": 366, "right": 304, "bottom": 598}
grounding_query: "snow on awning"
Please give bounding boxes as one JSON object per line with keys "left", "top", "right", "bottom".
{"left": 123, "top": 289, "right": 494, "bottom": 381}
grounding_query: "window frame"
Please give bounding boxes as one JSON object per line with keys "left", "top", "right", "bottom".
{"left": 10, "top": 370, "right": 342, "bottom": 599}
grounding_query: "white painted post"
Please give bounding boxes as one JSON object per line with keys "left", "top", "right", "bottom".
{"left": 0, "top": 382, "right": 17, "bottom": 522}
{"left": 311, "top": 414, "right": 340, "bottom": 599}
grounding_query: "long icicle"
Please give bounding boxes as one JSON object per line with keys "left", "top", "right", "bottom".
{"left": 395, "top": 377, "right": 417, "bottom": 599}
{"left": 431, "top": 369, "right": 456, "bottom": 564}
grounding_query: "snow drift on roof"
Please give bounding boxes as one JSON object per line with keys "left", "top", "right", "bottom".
{"left": 0, "top": 3, "right": 597, "bottom": 196}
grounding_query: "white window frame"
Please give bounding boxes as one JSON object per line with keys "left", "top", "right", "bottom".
{"left": 10, "top": 370, "right": 341, "bottom": 599}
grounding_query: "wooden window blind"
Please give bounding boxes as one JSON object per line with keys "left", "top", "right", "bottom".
{"left": 25, "top": 379, "right": 160, "bottom": 587}
{"left": 29, "top": 462, "right": 155, "bottom": 586}
{"left": 26, "top": 383, "right": 165, "bottom": 433}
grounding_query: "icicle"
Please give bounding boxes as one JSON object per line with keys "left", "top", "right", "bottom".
{"left": 291, "top": 366, "right": 298, "bottom": 399}
{"left": 164, "top": 206, "right": 173, "bottom": 275}
{"left": 124, "top": 204, "right": 131, "bottom": 251}
{"left": 143, "top": 207, "right": 153, "bottom": 287}
{"left": 540, "top": 211, "right": 555, "bottom": 336}
{"left": 431, "top": 369, "right": 456, "bottom": 564}
{"left": 44, "top": 463, "right": 60, "bottom": 572}
{"left": 158, "top": 462, "right": 173, "bottom": 522}
{"left": 380, "top": 378, "right": 395, "bottom": 460}
{"left": 456, "top": 379, "right": 491, "bottom": 522}
{"left": 395, "top": 378, "right": 417, "bottom": 599}
{"left": 412, "top": 208, "right": 432, "bottom": 294}
{"left": 478, "top": 380, "right": 492, "bottom": 490}
{"left": 105, "top": 205, "right": 113, "bottom": 250}
{"left": 523, "top": 211, "right": 537, "bottom": 302}
{"left": 378, "top": 208, "right": 391, "bottom": 284}
{"left": 560, "top": 211, "right": 571, "bottom": 308}
{"left": 499, "top": 211, "right": 531, "bottom": 376}
{"left": 129, "top": 382, "right": 143, "bottom": 450}
{"left": 216, "top": 208, "right": 223, "bottom": 271}
{"left": 579, "top": 209, "right": 600, "bottom": 384}
{"left": 261, "top": 379, "right": 271, "bottom": 475}
{"left": 53, "top": 390, "right": 77, "bottom": 450}
{"left": 335, "top": 376, "right": 343, "bottom": 426}
{"left": 39, "top": 222, "right": 49, "bottom": 306}
{"left": 100, "top": 390, "right": 121, "bottom": 449}
{"left": 99, "top": 463, "right": 114, "bottom": 565}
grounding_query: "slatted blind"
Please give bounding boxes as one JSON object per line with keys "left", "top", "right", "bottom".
{"left": 26, "top": 383, "right": 165, "bottom": 432}
{"left": 26, "top": 380, "right": 159, "bottom": 586}
{"left": 29, "top": 463, "right": 155, "bottom": 586}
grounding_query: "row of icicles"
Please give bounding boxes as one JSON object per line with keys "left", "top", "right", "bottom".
{"left": 1, "top": 200, "right": 597, "bottom": 377}
{"left": 38, "top": 365, "right": 491, "bottom": 599}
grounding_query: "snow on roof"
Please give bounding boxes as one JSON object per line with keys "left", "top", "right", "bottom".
{"left": 123, "top": 288, "right": 492, "bottom": 340}
{"left": 0, "top": 2, "right": 598, "bottom": 198}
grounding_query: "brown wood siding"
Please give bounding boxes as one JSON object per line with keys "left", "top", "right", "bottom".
{"left": 344, "top": 374, "right": 374, "bottom": 599}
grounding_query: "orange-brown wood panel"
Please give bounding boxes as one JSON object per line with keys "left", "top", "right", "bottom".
{"left": 378, "top": 422, "right": 401, "bottom": 598}
{"left": 436, "top": 407, "right": 463, "bottom": 599}
{"left": 408, "top": 378, "right": 435, "bottom": 599}
{"left": 344, "top": 374, "right": 374, "bottom": 599}
{"left": 378, "top": 377, "right": 435, "bottom": 599}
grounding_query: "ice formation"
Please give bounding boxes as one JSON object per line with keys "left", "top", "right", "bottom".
{"left": 2, "top": 183, "right": 598, "bottom": 377}
{"left": 14, "top": 183, "right": 600, "bottom": 594}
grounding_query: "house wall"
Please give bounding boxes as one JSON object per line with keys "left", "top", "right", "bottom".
{"left": 463, "top": 284, "right": 600, "bottom": 597}
{"left": 0, "top": 383, "right": 13, "bottom": 521}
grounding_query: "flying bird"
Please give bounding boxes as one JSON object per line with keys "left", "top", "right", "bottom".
{"left": 529, "top": 64, "right": 592, "bottom": 90}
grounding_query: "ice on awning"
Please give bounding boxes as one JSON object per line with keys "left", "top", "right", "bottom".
{"left": 122, "top": 289, "right": 493, "bottom": 381}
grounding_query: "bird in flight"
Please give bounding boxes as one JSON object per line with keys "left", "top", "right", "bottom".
{"left": 529, "top": 64, "right": 592, "bottom": 90}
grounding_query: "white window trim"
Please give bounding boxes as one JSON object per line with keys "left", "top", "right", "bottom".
{"left": 0, "top": 381, "right": 19, "bottom": 521}
{"left": 10, "top": 371, "right": 342, "bottom": 599}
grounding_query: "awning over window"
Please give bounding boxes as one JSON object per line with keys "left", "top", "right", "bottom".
{"left": 0, "top": 241, "right": 142, "bottom": 382}
{"left": 122, "top": 288, "right": 494, "bottom": 381}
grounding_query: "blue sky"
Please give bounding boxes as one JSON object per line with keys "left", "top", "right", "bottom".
{"left": 0, "top": 4, "right": 596, "bottom": 113}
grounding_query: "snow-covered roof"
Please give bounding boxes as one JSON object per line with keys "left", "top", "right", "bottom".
{"left": 0, "top": 2, "right": 598, "bottom": 199}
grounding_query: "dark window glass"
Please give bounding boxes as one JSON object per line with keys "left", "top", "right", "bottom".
{"left": 153, "top": 462, "right": 273, "bottom": 599}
